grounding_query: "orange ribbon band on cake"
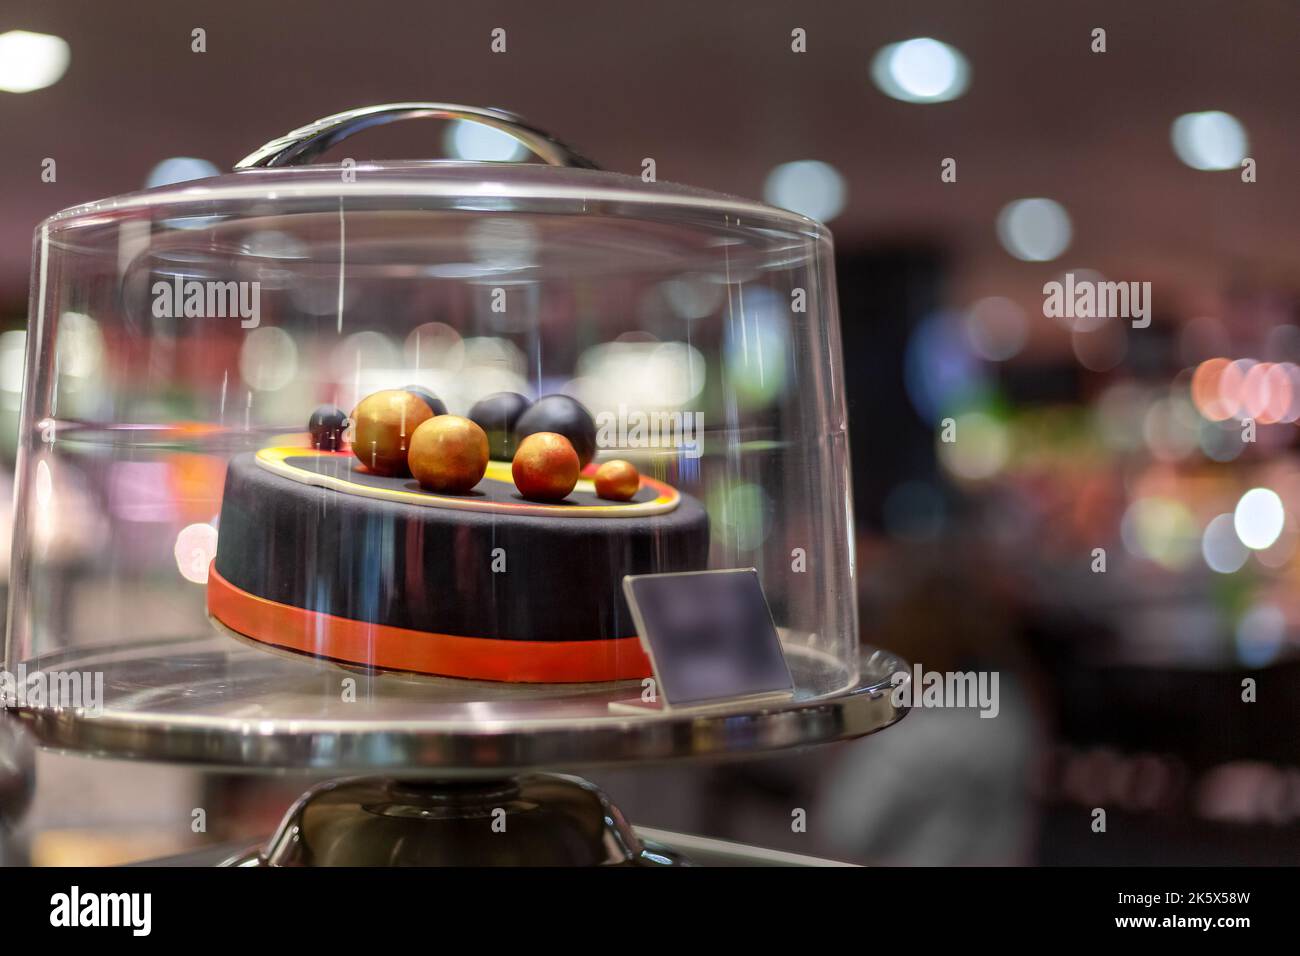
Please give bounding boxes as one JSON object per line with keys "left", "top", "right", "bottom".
{"left": 207, "top": 565, "right": 652, "bottom": 683}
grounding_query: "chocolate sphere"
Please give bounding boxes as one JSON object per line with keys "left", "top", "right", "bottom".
{"left": 308, "top": 404, "right": 348, "bottom": 451}
{"left": 514, "top": 395, "right": 597, "bottom": 468}
{"left": 468, "top": 392, "right": 532, "bottom": 460}
{"left": 512, "top": 432, "right": 580, "bottom": 502}
{"left": 594, "top": 459, "right": 640, "bottom": 501}
{"left": 403, "top": 385, "right": 447, "bottom": 416}
{"left": 350, "top": 389, "right": 435, "bottom": 476}
{"left": 408, "top": 415, "right": 489, "bottom": 494}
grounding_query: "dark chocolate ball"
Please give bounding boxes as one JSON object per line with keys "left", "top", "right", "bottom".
{"left": 514, "top": 394, "right": 597, "bottom": 467}
{"left": 468, "top": 391, "right": 532, "bottom": 460}
{"left": 403, "top": 385, "right": 447, "bottom": 416}
{"left": 308, "top": 404, "right": 348, "bottom": 451}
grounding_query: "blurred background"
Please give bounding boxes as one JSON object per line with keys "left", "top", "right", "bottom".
{"left": 3, "top": 0, "right": 1300, "bottom": 865}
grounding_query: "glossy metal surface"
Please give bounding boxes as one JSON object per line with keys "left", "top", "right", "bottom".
{"left": 0, "top": 720, "right": 33, "bottom": 866}
{"left": 165, "top": 830, "right": 841, "bottom": 867}
{"left": 234, "top": 102, "right": 599, "bottom": 170}
{"left": 239, "top": 774, "right": 663, "bottom": 867}
{"left": 5, "top": 632, "right": 908, "bottom": 775}
{"left": 0, "top": 719, "right": 33, "bottom": 823}
{"left": 213, "top": 782, "right": 855, "bottom": 868}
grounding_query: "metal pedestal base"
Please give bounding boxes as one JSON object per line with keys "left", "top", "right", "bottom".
{"left": 7, "top": 636, "right": 907, "bottom": 773}
{"left": 223, "top": 773, "right": 686, "bottom": 867}
{"left": 7, "top": 634, "right": 908, "bottom": 866}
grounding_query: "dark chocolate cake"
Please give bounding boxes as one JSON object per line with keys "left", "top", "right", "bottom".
{"left": 208, "top": 448, "right": 709, "bottom": 682}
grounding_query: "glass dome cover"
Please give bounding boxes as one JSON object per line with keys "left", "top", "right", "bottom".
{"left": 4, "top": 103, "right": 890, "bottom": 772}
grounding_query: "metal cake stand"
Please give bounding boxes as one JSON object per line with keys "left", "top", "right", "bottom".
{"left": 4, "top": 631, "right": 909, "bottom": 865}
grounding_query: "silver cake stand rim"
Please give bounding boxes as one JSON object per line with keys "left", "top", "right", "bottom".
{"left": 2, "top": 642, "right": 910, "bottom": 776}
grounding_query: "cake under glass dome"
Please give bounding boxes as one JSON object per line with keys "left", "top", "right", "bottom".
{"left": 4, "top": 105, "right": 870, "bottom": 767}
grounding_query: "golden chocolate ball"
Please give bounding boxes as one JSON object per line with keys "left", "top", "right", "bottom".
{"left": 594, "top": 459, "right": 640, "bottom": 501}
{"left": 350, "top": 389, "right": 435, "bottom": 476}
{"left": 408, "top": 415, "right": 489, "bottom": 494}
{"left": 512, "top": 432, "right": 580, "bottom": 502}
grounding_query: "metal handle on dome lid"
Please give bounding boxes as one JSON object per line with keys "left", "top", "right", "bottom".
{"left": 234, "top": 102, "right": 600, "bottom": 170}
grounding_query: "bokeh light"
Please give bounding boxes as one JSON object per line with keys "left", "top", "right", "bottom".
{"left": 1202, "top": 513, "right": 1249, "bottom": 574}
{"left": 0, "top": 30, "right": 70, "bottom": 93}
{"left": 0, "top": 330, "right": 26, "bottom": 409}
{"left": 1191, "top": 357, "right": 1232, "bottom": 420}
{"left": 1217, "top": 359, "right": 1256, "bottom": 421}
{"left": 871, "top": 38, "right": 970, "bottom": 103}
{"left": 55, "top": 312, "right": 105, "bottom": 392}
{"left": 937, "top": 410, "right": 1010, "bottom": 481}
{"left": 1046, "top": 269, "right": 1110, "bottom": 333}
{"left": 577, "top": 340, "right": 706, "bottom": 413}
{"left": 1171, "top": 111, "right": 1249, "bottom": 171}
{"left": 763, "top": 160, "right": 847, "bottom": 223}
{"left": 174, "top": 523, "right": 219, "bottom": 584}
{"left": 239, "top": 326, "right": 298, "bottom": 392}
{"left": 444, "top": 119, "right": 529, "bottom": 162}
{"left": 661, "top": 275, "right": 726, "bottom": 321}
{"left": 1234, "top": 488, "right": 1285, "bottom": 551}
{"left": 145, "top": 157, "right": 220, "bottom": 188}
{"left": 707, "top": 480, "right": 772, "bottom": 552}
{"left": 1235, "top": 603, "right": 1286, "bottom": 667}
{"left": 1142, "top": 396, "right": 1199, "bottom": 462}
{"left": 964, "top": 296, "right": 1028, "bottom": 361}
{"left": 1198, "top": 419, "right": 1245, "bottom": 462}
{"left": 404, "top": 322, "right": 466, "bottom": 373}
{"left": 1120, "top": 497, "right": 1197, "bottom": 570}
{"left": 723, "top": 287, "right": 790, "bottom": 408}
{"left": 905, "top": 313, "right": 987, "bottom": 423}
{"left": 996, "top": 198, "right": 1072, "bottom": 262}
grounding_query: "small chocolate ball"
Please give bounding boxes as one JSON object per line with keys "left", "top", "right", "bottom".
{"left": 468, "top": 392, "right": 532, "bottom": 461}
{"left": 408, "top": 415, "right": 489, "bottom": 494}
{"left": 350, "top": 389, "right": 435, "bottom": 476}
{"left": 403, "top": 385, "right": 448, "bottom": 416}
{"left": 308, "top": 404, "right": 348, "bottom": 451}
{"left": 594, "top": 459, "right": 640, "bottom": 501}
{"left": 512, "top": 432, "right": 580, "bottom": 502}
{"left": 514, "top": 394, "right": 597, "bottom": 468}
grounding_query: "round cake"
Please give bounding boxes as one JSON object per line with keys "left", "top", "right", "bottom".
{"left": 208, "top": 447, "right": 709, "bottom": 682}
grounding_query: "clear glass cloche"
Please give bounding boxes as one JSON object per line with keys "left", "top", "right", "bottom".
{"left": 4, "top": 104, "right": 860, "bottom": 751}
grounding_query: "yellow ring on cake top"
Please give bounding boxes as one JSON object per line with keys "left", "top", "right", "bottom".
{"left": 253, "top": 446, "right": 681, "bottom": 518}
